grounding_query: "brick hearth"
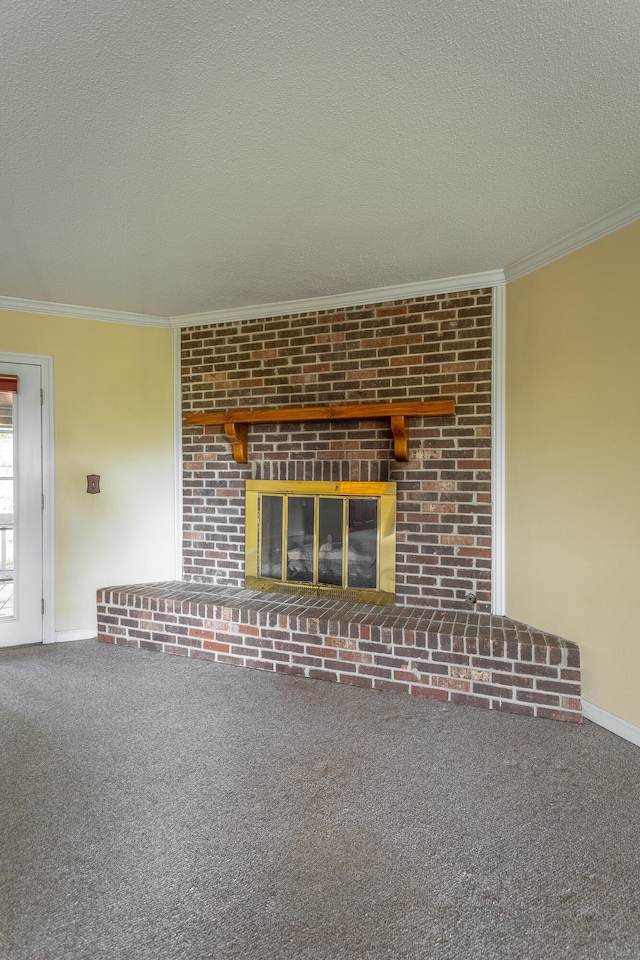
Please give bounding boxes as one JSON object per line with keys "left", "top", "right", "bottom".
{"left": 97, "top": 582, "right": 582, "bottom": 723}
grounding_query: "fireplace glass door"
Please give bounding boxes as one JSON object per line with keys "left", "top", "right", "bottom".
{"left": 265, "top": 494, "right": 379, "bottom": 590}
{"left": 318, "top": 497, "right": 343, "bottom": 586}
{"left": 260, "top": 496, "right": 283, "bottom": 580}
{"left": 347, "top": 499, "right": 378, "bottom": 589}
{"left": 246, "top": 480, "right": 396, "bottom": 604}
{"left": 286, "top": 497, "right": 315, "bottom": 583}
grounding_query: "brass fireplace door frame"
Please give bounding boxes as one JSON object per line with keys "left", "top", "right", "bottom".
{"left": 245, "top": 480, "right": 397, "bottom": 605}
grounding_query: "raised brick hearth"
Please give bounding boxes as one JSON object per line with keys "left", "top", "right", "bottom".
{"left": 97, "top": 582, "right": 582, "bottom": 723}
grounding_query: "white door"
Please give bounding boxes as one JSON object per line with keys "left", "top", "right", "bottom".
{"left": 0, "top": 362, "right": 43, "bottom": 647}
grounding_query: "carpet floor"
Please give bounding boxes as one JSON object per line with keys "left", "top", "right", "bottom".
{"left": 0, "top": 639, "right": 639, "bottom": 960}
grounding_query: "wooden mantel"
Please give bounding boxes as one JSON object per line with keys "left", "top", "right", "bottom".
{"left": 186, "top": 400, "right": 455, "bottom": 463}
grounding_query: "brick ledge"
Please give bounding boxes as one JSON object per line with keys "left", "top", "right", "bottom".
{"left": 97, "top": 581, "right": 582, "bottom": 723}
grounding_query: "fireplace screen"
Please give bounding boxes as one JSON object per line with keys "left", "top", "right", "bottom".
{"left": 245, "top": 481, "right": 396, "bottom": 604}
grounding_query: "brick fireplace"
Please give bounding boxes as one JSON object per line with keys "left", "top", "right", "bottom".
{"left": 97, "top": 285, "right": 582, "bottom": 722}
{"left": 181, "top": 288, "right": 493, "bottom": 611}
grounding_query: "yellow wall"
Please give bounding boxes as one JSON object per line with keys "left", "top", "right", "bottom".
{"left": 506, "top": 219, "right": 640, "bottom": 726}
{"left": 0, "top": 310, "right": 177, "bottom": 634}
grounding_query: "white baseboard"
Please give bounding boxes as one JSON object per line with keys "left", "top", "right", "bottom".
{"left": 582, "top": 699, "right": 640, "bottom": 749}
{"left": 54, "top": 628, "right": 97, "bottom": 643}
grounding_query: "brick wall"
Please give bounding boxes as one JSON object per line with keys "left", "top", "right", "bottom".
{"left": 181, "top": 288, "right": 493, "bottom": 612}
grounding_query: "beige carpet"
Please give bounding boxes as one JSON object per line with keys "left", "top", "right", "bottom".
{"left": 1, "top": 639, "right": 639, "bottom": 960}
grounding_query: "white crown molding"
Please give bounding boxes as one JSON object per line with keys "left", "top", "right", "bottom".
{"left": 582, "top": 699, "right": 640, "bottom": 749}
{"left": 169, "top": 270, "right": 506, "bottom": 329}
{"left": 0, "top": 294, "right": 169, "bottom": 328}
{"left": 504, "top": 196, "right": 640, "bottom": 283}
{"left": 0, "top": 272, "right": 506, "bottom": 329}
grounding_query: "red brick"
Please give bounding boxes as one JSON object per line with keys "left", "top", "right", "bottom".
{"left": 342, "top": 674, "right": 375, "bottom": 690}
{"left": 473, "top": 682, "right": 513, "bottom": 699}
{"left": 536, "top": 707, "right": 583, "bottom": 724}
{"left": 340, "top": 650, "right": 373, "bottom": 664}
{"left": 432, "top": 676, "right": 471, "bottom": 692}
{"left": 373, "top": 678, "right": 409, "bottom": 694}
{"left": 203, "top": 640, "right": 230, "bottom": 653}
{"left": 140, "top": 640, "right": 163, "bottom": 653}
{"left": 164, "top": 643, "right": 189, "bottom": 657}
{"left": 307, "top": 645, "right": 338, "bottom": 659}
{"left": 411, "top": 684, "right": 448, "bottom": 701}
{"left": 394, "top": 669, "right": 421, "bottom": 683}
{"left": 274, "top": 662, "right": 306, "bottom": 677}
{"left": 561, "top": 696, "right": 582, "bottom": 712}
{"left": 514, "top": 662, "right": 559, "bottom": 679}
{"left": 536, "top": 679, "right": 581, "bottom": 696}
{"left": 516, "top": 690, "right": 560, "bottom": 706}
{"left": 309, "top": 668, "right": 338, "bottom": 682}
{"left": 450, "top": 692, "right": 490, "bottom": 709}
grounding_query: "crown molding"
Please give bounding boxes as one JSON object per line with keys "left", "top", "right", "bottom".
{"left": 0, "top": 272, "right": 506, "bottom": 329}
{"left": 169, "top": 270, "right": 506, "bottom": 329}
{"left": 504, "top": 196, "right": 640, "bottom": 283}
{"left": 0, "top": 295, "right": 169, "bottom": 327}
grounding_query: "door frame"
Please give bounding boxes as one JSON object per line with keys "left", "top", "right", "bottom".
{"left": 0, "top": 352, "right": 55, "bottom": 644}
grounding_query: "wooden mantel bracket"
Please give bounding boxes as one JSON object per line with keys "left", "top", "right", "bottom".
{"left": 186, "top": 400, "right": 455, "bottom": 463}
{"left": 390, "top": 415, "right": 410, "bottom": 462}
{"left": 223, "top": 421, "right": 249, "bottom": 464}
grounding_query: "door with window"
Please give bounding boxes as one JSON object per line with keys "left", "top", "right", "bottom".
{"left": 0, "top": 362, "right": 43, "bottom": 647}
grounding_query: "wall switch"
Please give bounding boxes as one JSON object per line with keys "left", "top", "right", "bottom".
{"left": 87, "top": 474, "right": 100, "bottom": 494}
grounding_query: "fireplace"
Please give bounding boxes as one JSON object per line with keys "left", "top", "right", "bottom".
{"left": 99, "top": 291, "right": 584, "bottom": 723}
{"left": 182, "top": 288, "right": 495, "bottom": 613}
{"left": 245, "top": 480, "right": 396, "bottom": 604}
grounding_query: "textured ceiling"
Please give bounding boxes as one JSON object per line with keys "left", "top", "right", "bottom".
{"left": 1, "top": 0, "right": 639, "bottom": 317}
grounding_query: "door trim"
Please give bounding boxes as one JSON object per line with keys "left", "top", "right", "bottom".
{"left": 0, "top": 352, "right": 55, "bottom": 643}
